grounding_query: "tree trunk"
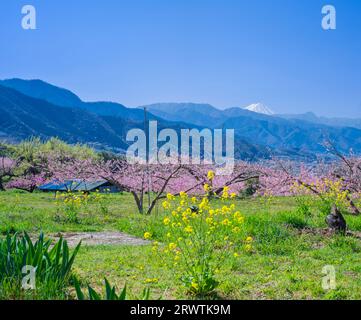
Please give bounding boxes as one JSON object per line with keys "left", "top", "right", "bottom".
{"left": 131, "top": 191, "right": 144, "bottom": 214}
{"left": 146, "top": 199, "right": 158, "bottom": 215}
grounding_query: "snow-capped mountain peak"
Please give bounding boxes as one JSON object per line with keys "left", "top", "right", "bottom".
{"left": 244, "top": 103, "right": 275, "bottom": 115}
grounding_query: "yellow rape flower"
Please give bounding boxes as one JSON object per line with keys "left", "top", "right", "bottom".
{"left": 237, "top": 216, "right": 245, "bottom": 224}
{"left": 233, "top": 211, "right": 241, "bottom": 218}
{"left": 162, "top": 201, "right": 171, "bottom": 210}
{"left": 168, "top": 242, "right": 177, "bottom": 250}
{"left": 167, "top": 193, "right": 175, "bottom": 201}
{"left": 221, "top": 219, "right": 231, "bottom": 226}
{"left": 206, "top": 217, "right": 213, "bottom": 225}
{"left": 163, "top": 217, "right": 170, "bottom": 225}
{"left": 143, "top": 232, "right": 152, "bottom": 239}
{"left": 199, "top": 198, "right": 209, "bottom": 210}
{"left": 222, "top": 191, "right": 229, "bottom": 199}
{"left": 207, "top": 170, "right": 215, "bottom": 181}
{"left": 232, "top": 227, "right": 240, "bottom": 233}
{"left": 221, "top": 206, "right": 229, "bottom": 214}
{"left": 180, "top": 191, "right": 187, "bottom": 198}
{"left": 145, "top": 278, "right": 159, "bottom": 284}
{"left": 204, "top": 183, "right": 211, "bottom": 192}
{"left": 184, "top": 226, "right": 193, "bottom": 233}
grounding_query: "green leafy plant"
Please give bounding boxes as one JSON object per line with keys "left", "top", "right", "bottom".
{"left": 74, "top": 278, "right": 151, "bottom": 300}
{"left": 148, "top": 177, "right": 251, "bottom": 298}
{"left": 294, "top": 195, "right": 312, "bottom": 218}
{"left": 292, "top": 179, "right": 351, "bottom": 216}
{"left": 56, "top": 191, "right": 87, "bottom": 223}
{"left": 88, "top": 190, "right": 109, "bottom": 215}
{"left": 0, "top": 232, "right": 81, "bottom": 299}
{"left": 55, "top": 189, "right": 110, "bottom": 223}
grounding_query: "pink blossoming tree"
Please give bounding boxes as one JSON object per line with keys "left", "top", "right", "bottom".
{"left": 0, "top": 157, "right": 16, "bottom": 191}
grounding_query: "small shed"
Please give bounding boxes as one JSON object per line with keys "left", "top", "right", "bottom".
{"left": 38, "top": 179, "right": 120, "bottom": 193}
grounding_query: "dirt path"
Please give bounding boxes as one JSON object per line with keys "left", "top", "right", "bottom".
{"left": 49, "top": 232, "right": 150, "bottom": 247}
{"left": 297, "top": 227, "right": 361, "bottom": 239}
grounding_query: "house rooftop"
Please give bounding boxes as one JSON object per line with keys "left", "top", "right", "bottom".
{"left": 38, "top": 179, "right": 109, "bottom": 192}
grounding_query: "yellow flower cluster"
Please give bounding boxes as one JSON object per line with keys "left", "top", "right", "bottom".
{"left": 56, "top": 191, "right": 87, "bottom": 207}
{"left": 144, "top": 278, "right": 159, "bottom": 284}
{"left": 221, "top": 186, "right": 230, "bottom": 199}
{"left": 204, "top": 184, "right": 212, "bottom": 192}
{"left": 143, "top": 232, "right": 152, "bottom": 240}
{"left": 291, "top": 178, "right": 350, "bottom": 208}
{"left": 244, "top": 236, "right": 253, "bottom": 252}
{"left": 167, "top": 193, "right": 175, "bottom": 201}
{"left": 55, "top": 190, "right": 108, "bottom": 206}
{"left": 149, "top": 184, "right": 252, "bottom": 295}
{"left": 55, "top": 190, "right": 109, "bottom": 222}
{"left": 162, "top": 201, "right": 171, "bottom": 210}
{"left": 207, "top": 170, "right": 215, "bottom": 181}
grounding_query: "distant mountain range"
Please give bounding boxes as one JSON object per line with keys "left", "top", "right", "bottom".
{"left": 0, "top": 79, "right": 147, "bottom": 121}
{"left": 141, "top": 103, "right": 277, "bottom": 128}
{"left": 0, "top": 84, "right": 270, "bottom": 160}
{"left": 278, "top": 112, "right": 361, "bottom": 129}
{"left": 0, "top": 80, "right": 197, "bottom": 153}
{"left": 1, "top": 78, "right": 361, "bottom": 161}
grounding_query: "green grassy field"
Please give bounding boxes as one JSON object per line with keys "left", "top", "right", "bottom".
{"left": 1, "top": 190, "right": 361, "bottom": 300}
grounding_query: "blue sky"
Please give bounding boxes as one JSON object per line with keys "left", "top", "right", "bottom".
{"left": 0, "top": 0, "right": 360, "bottom": 117}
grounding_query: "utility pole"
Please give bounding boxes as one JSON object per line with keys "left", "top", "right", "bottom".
{"left": 144, "top": 107, "right": 151, "bottom": 212}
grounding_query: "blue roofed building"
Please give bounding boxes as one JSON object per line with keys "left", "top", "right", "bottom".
{"left": 38, "top": 179, "right": 120, "bottom": 193}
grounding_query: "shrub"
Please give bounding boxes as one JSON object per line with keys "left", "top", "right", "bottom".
{"left": 291, "top": 179, "right": 350, "bottom": 215}
{"left": 88, "top": 190, "right": 109, "bottom": 215}
{"left": 55, "top": 190, "right": 109, "bottom": 223}
{"left": 56, "top": 191, "right": 90, "bottom": 223}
